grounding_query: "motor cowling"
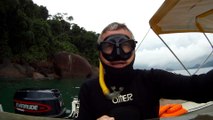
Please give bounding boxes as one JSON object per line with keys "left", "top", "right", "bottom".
{"left": 14, "top": 88, "right": 66, "bottom": 117}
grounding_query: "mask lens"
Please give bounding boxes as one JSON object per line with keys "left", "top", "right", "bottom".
{"left": 100, "top": 42, "right": 114, "bottom": 54}
{"left": 120, "top": 40, "right": 135, "bottom": 53}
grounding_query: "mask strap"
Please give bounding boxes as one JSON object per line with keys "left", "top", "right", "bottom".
{"left": 99, "top": 61, "right": 110, "bottom": 96}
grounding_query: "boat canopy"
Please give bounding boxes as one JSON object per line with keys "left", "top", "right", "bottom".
{"left": 148, "top": 0, "right": 213, "bottom": 75}
{"left": 149, "top": 0, "right": 213, "bottom": 35}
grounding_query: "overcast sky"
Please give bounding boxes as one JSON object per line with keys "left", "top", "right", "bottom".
{"left": 32, "top": 0, "right": 213, "bottom": 70}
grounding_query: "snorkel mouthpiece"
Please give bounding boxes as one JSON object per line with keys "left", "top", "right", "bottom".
{"left": 99, "top": 61, "right": 124, "bottom": 99}
{"left": 106, "top": 87, "right": 124, "bottom": 99}
{"left": 106, "top": 91, "right": 121, "bottom": 100}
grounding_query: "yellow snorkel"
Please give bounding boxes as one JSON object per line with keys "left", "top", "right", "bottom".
{"left": 99, "top": 61, "right": 124, "bottom": 99}
{"left": 99, "top": 61, "right": 110, "bottom": 96}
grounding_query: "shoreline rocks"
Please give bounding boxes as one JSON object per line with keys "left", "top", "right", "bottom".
{"left": 0, "top": 52, "right": 98, "bottom": 80}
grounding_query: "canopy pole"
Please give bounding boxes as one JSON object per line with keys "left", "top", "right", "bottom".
{"left": 136, "top": 28, "right": 151, "bottom": 51}
{"left": 193, "top": 32, "right": 213, "bottom": 74}
{"left": 193, "top": 17, "right": 213, "bottom": 74}
{"left": 156, "top": 34, "right": 191, "bottom": 76}
{"left": 203, "top": 32, "right": 213, "bottom": 48}
{"left": 194, "top": 50, "right": 213, "bottom": 74}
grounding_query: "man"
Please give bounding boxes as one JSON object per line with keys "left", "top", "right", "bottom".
{"left": 76, "top": 22, "right": 213, "bottom": 120}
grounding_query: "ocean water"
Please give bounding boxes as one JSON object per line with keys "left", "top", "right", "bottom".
{"left": 171, "top": 66, "right": 213, "bottom": 75}
{"left": 0, "top": 67, "right": 212, "bottom": 113}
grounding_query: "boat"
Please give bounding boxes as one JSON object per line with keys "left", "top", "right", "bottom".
{"left": 147, "top": 0, "right": 213, "bottom": 119}
{"left": 0, "top": 88, "right": 79, "bottom": 120}
{"left": 149, "top": 0, "right": 213, "bottom": 75}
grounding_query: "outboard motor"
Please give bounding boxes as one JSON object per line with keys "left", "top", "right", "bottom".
{"left": 14, "top": 88, "right": 66, "bottom": 117}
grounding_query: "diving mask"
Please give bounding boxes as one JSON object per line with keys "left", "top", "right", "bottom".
{"left": 98, "top": 34, "right": 137, "bottom": 61}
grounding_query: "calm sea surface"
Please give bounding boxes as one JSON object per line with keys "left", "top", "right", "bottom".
{"left": 171, "top": 66, "right": 213, "bottom": 75}
{"left": 0, "top": 67, "right": 212, "bottom": 113}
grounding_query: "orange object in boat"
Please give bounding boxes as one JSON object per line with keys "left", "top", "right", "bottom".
{"left": 159, "top": 104, "right": 188, "bottom": 118}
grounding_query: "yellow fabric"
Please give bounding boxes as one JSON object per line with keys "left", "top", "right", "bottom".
{"left": 149, "top": 0, "right": 213, "bottom": 34}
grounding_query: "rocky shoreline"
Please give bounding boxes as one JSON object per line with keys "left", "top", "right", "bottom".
{"left": 0, "top": 51, "right": 98, "bottom": 80}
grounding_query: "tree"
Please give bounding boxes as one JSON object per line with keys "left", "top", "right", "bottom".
{"left": 0, "top": 0, "right": 99, "bottom": 66}
{"left": 68, "top": 24, "right": 99, "bottom": 65}
{"left": 0, "top": 0, "right": 19, "bottom": 59}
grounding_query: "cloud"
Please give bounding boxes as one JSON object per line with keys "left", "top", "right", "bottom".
{"left": 134, "top": 32, "right": 213, "bottom": 69}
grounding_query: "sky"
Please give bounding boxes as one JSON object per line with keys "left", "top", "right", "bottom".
{"left": 32, "top": 0, "right": 213, "bottom": 70}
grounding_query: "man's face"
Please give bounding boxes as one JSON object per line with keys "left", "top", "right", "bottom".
{"left": 99, "top": 29, "right": 136, "bottom": 69}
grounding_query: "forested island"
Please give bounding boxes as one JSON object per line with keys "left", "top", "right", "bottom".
{"left": 0, "top": 0, "right": 99, "bottom": 79}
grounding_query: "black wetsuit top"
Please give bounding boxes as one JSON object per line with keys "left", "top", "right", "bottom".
{"left": 76, "top": 69, "right": 213, "bottom": 120}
